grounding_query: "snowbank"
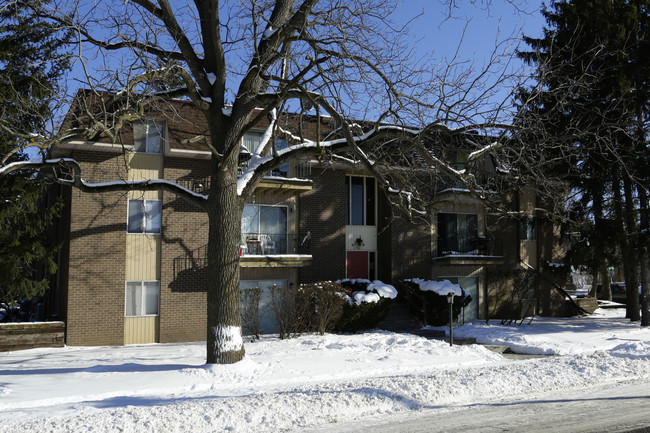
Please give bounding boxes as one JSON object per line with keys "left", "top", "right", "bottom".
{"left": 408, "top": 278, "right": 463, "bottom": 297}
{"left": 0, "top": 309, "right": 649, "bottom": 433}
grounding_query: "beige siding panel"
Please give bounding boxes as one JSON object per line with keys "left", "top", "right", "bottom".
{"left": 520, "top": 189, "right": 536, "bottom": 211}
{"left": 127, "top": 153, "right": 163, "bottom": 200}
{"left": 128, "top": 153, "right": 164, "bottom": 178}
{"left": 520, "top": 240, "right": 538, "bottom": 268}
{"left": 125, "top": 235, "right": 160, "bottom": 280}
{"left": 124, "top": 316, "right": 160, "bottom": 344}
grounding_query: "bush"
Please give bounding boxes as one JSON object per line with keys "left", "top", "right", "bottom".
{"left": 267, "top": 282, "right": 348, "bottom": 338}
{"left": 240, "top": 286, "right": 262, "bottom": 339}
{"left": 401, "top": 279, "right": 472, "bottom": 326}
{"left": 267, "top": 280, "right": 399, "bottom": 337}
{"left": 302, "top": 281, "right": 348, "bottom": 335}
{"left": 268, "top": 284, "right": 311, "bottom": 339}
{"left": 335, "top": 279, "right": 397, "bottom": 332}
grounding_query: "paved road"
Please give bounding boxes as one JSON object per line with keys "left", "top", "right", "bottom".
{"left": 306, "top": 381, "right": 650, "bottom": 433}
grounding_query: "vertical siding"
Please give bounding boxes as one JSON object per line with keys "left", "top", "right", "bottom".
{"left": 125, "top": 236, "right": 161, "bottom": 280}
{"left": 519, "top": 188, "right": 537, "bottom": 268}
{"left": 124, "top": 316, "right": 160, "bottom": 344}
{"left": 520, "top": 240, "right": 538, "bottom": 268}
{"left": 124, "top": 153, "right": 163, "bottom": 344}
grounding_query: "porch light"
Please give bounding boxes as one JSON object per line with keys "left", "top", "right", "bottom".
{"left": 447, "top": 292, "right": 454, "bottom": 346}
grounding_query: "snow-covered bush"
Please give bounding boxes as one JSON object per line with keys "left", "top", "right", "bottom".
{"left": 402, "top": 278, "right": 472, "bottom": 326}
{"left": 335, "top": 279, "right": 397, "bottom": 332}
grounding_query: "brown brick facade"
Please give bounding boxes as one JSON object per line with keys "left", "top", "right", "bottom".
{"left": 159, "top": 155, "right": 211, "bottom": 343}
{"left": 298, "top": 167, "right": 347, "bottom": 283}
{"left": 65, "top": 151, "right": 128, "bottom": 346}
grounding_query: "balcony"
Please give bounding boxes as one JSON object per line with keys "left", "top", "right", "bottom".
{"left": 435, "top": 170, "right": 501, "bottom": 193}
{"left": 172, "top": 232, "right": 313, "bottom": 279}
{"left": 175, "top": 160, "right": 312, "bottom": 195}
{"left": 434, "top": 236, "right": 504, "bottom": 265}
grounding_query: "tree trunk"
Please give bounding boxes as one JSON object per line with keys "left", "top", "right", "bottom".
{"left": 641, "top": 245, "right": 650, "bottom": 326}
{"left": 600, "top": 262, "right": 611, "bottom": 302}
{"left": 589, "top": 268, "right": 599, "bottom": 298}
{"left": 639, "top": 185, "right": 650, "bottom": 327}
{"left": 623, "top": 176, "right": 640, "bottom": 321}
{"left": 205, "top": 155, "right": 245, "bottom": 364}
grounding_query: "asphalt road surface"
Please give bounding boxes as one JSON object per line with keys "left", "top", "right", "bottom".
{"left": 307, "top": 380, "right": 650, "bottom": 433}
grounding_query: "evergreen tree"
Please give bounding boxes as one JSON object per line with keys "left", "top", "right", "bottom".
{"left": 515, "top": 0, "right": 650, "bottom": 322}
{"left": 0, "top": 0, "right": 70, "bottom": 313}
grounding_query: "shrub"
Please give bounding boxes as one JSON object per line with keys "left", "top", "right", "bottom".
{"left": 240, "top": 286, "right": 262, "bottom": 339}
{"left": 302, "top": 281, "right": 348, "bottom": 335}
{"left": 401, "top": 279, "right": 472, "bottom": 326}
{"left": 335, "top": 279, "right": 397, "bottom": 332}
{"left": 269, "top": 284, "right": 311, "bottom": 339}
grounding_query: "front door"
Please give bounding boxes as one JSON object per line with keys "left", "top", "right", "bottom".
{"left": 347, "top": 251, "right": 368, "bottom": 279}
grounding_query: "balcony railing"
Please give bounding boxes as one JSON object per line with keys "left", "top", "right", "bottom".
{"left": 172, "top": 232, "right": 312, "bottom": 279}
{"left": 240, "top": 232, "right": 311, "bottom": 256}
{"left": 436, "top": 236, "right": 503, "bottom": 257}
{"left": 436, "top": 170, "right": 501, "bottom": 192}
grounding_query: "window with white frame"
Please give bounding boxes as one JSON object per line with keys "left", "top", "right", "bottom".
{"left": 240, "top": 132, "right": 288, "bottom": 177}
{"left": 127, "top": 199, "right": 162, "bottom": 234}
{"left": 241, "top": 131, "right": 264, "bottom": 154}
{"left": 345, "top": 175, "right": 376, "bottom": 226}
{"left": 125, "top": 281, "right": 160, "bottom": 316}
{"left": 133, "top": 120, "right": 165, "bottom": 153}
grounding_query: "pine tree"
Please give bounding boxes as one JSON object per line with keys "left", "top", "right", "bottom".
{"left": 515, "top": 0, "right": 650, "bottom": 322}
{"left": 0, "top": 0, "right": 71, "bottom": 315}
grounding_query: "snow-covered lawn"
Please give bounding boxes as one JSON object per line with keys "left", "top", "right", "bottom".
{"left": 1, "top": 308, "right": 649, "bottom": 432}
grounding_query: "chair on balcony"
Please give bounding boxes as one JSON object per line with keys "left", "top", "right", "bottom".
{"left": 259, "top": 234, "right": 276, "bottom": 254}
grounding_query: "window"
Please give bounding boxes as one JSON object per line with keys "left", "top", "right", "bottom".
{"left": 127, "top": 199, "right": 162, "bottom": 234}
{"left": 240, "top": 132, "right": 288, "bottom": 177}
{"left": 241, "top": 204, "right": 288, "bottom": 253}
{"left": 345, "top": 176, "right": 375, "bottom": 226}
{"left": 241, "top": 131, "right": 264, "bottom": 154}
{"left": 133, "top": 120, "right": 165, "bottom": 153}
{"left": 125, "top": 281, "right": 160, "bottom": 316}
{"left": 437, "top": 213, "right": 478, "bottom": 254}
{"left": 519, "top": 216, "right": 537, "bottom": 241}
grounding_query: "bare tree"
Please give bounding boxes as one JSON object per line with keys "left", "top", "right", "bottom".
{"left": 1, "top": 0, "right": 524, "bottom": 363}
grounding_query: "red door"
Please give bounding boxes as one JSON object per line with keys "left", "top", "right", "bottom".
{"left": 346, "top": 251, "right": 368, "bottom": 279}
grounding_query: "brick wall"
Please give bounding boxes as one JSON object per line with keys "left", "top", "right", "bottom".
{"left": 389, "top": 216, "right": 432, "bottom": 282}
{"left": 298, "top": 167, "right": 347, "bottom": 283}
{"left": 159, "top": 155, "right": 211, "bottom": 343}
{"left": 65, "top": 151, "right": 128, "bottom": 346}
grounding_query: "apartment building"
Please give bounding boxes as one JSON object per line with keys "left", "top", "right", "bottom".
{"left": 44, "top": 99, "right": 563, "bottom": 345}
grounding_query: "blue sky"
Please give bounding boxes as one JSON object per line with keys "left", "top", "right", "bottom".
{"left": 391, "top": 1, "right": 547, "bottom": 64}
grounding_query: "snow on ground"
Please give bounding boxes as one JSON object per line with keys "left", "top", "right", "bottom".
{"left": 453, "top": 307, "right": 650, "bottom": 357}
{"left": 0, "top": 308, "right": 649, "bottom": 432}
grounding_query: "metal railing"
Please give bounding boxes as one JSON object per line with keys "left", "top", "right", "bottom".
{"left": 436, "top": 170, "right": 500, "bottom": 192}
{"left": 436, "top": 236, "right": 503, "bottom": 257}
{"left": 240, "top": 232, "right": 311, "bottom": 256}
{"left": 172, "top": 232, "right": 312, "bottom": 278}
